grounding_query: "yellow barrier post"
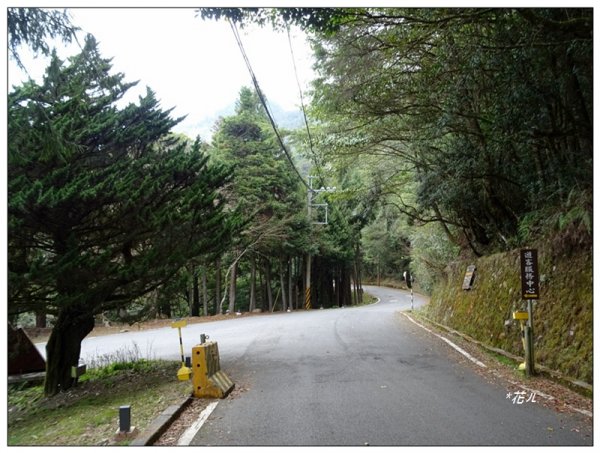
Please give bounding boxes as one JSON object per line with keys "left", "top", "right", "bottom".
{"left": 512, "top": 311, "right": 530, "bottom": 372}
{"left": 191, "top": 340, "right": 234, "bottom": 398}
{"left": 171, "top": 319, "right": 191, "bottom": 381}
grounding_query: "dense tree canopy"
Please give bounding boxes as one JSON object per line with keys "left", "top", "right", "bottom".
{"left": 209, "top": 87, "right": 311, "bottom": 313}
{"left": 306, "top": 8, "right": 592, "bottom": 260}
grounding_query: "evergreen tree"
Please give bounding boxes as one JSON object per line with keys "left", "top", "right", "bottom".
{"left": 8, "top": 36, "right": 236, "bottom": 395}
{"left": 8, "top": 7, "right": 78, "bottom": 69}
{"left": 211, "top": 87, "right": 308, "bottom": 312}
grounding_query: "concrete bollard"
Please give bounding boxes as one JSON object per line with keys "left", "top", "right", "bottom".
{"left": 119, "top": 405, "right": 131, "bottom": 433}
{"left": 114, "top": 405, "right": 138, "bottom": 441}
{"left": 192, "top": 341, "right": 234, "bottom": 399}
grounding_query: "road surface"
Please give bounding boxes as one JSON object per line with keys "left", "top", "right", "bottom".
{"left": 36, "top": 285, "right": 592, "bottom": 446}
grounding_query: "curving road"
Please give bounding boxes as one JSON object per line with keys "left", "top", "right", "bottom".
{"left": 36, "top": 285, "right": 592, "bottom": 446}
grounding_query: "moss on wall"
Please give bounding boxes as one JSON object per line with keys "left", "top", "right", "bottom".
{"left": 425, "top": 244, "right": 592, "bottom": 384}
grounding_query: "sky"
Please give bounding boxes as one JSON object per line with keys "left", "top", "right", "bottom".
{"left": 8, "top": 7, "right": 315, "bottom": 141}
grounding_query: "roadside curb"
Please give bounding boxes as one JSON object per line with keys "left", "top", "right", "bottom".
{"left": 403, "top": 311, "right": 593, "bottom": 396}
{"left": 177, "top": 400, "right": 219, "bottom": 445}
{"left": 130, "top": 396, "right": 192, "bottom": 446}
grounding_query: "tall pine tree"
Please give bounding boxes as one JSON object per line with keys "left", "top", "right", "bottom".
{"left": 211, "top": 87, "right": 308, "bottom": 313}
{"left": 8, "top": 36, "right": 237, "bottom": 395}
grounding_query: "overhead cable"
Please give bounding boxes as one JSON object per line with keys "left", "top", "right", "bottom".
{"left": 228, "top": 19, "right": 311, "bottom": 191}
{"left": 286, "top": 25, "right": 327, "bottom": 188}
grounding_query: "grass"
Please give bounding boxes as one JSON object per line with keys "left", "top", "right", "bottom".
{"left": 355, "top": 291, "right": 379, "bottom": 307}
{"left": 485, "top": 350, "right": 520, "bottom": 368}
{"left": 8, "top": 359, "right": 192, "bottom": 446}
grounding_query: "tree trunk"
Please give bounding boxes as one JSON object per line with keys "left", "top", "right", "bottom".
{"left": 335, "top": 268, "right": 342, "bottom": 307}
{"left": 228, "top": 260, "right": 238, "bottom": 314}
{"left": 44, "top": 306, "right": 94, "bottom": 396}
{"left": 191, "top": 266, "right": 200, "bottom": 317}
{"left": 432, "top": 202, "right": 460, "bottom": 246}
{"left": 215, "top": 257, "right": 222, "bottom": 315}
{"left": 249, "top": 256, "right": 256, "bottom": 312}
{"left": 353, "top": 267, "right": 359, "bottom": 305}
{"left": 296, "top": 256, "right": 303, "bottom": 310}
{"left": 304, "top": 254, "right": 311, "bottom": 309}
{"left": 327, "top": 265, "right": 334, "bottom": 308}
{"left": 259, "top": 265, "right": 267, "bottom": 312}
{"left": 265, "top": 259, "right": 273, "bottom": 312}
{"left": 158, "top": 298, "right": 171, "bottom": 318}
{"left": 287, "top": 257, "right": 293, "bottom": 311}
{"left": 35, "top": 310, "right": 46, "bottom": 328}
{"left": 355, "top": 244, "right": 363, "bottom": 304}
{"left": 202, "top": 268, "right": 208, "bottom": 317}
{"left": 280, "top": 257, "right": 287, "bottom": 312}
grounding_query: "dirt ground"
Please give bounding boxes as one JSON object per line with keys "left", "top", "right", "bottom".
{"left": 24, "top": 311, "right": 273, "bottom": 344}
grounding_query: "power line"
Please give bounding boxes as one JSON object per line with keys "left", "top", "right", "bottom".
{"left": 286, "top": 27, "right": 314, "bottom": 158}
{"left": 286, "top": 25, "right": 327, "bottom": 189}
{"left": 228, "top": 20, "right": 311, "bottom": 191}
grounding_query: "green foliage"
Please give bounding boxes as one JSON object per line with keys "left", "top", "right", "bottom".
{"left": 81, "top": 359, "right": 156, "bottom": 382}
{"left": 9, "top": 36, "right": 234, "bottom": 313}
{"left": 212, "top": 87, "right": 307, "bottom": 251}
{"left": 517, "top": 189, "right": 592, "bottom": 255}
{"left": 409, "top": 223, "right": 460, "bottom": 294}
{"left": 361, "top": 210, "right": 410, "bottom": 280}
{"left": 197, "top": 7, "right": 355, "bottom": 34}
{"left": 8, "top": 7, "right": 78, "bottom": 69}
{"left": 8, "top": 36, "right": 239, "bottom": 395}
{"left": 308, "top": 7, "right": 592, "bottom": 258}
{"left": 209, "top": 86, "right": 312, "bottom": 311}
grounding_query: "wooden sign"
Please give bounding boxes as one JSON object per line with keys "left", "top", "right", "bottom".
{"left": 520, "top": 249, "right": 540, "bottom": 299}
{"left": 462, "top": 265, "right": 476, "bottom": 290}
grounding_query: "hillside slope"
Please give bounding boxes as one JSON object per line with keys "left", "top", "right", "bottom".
{"left": 424, "top": 243, "right": 592, "bottom": 384}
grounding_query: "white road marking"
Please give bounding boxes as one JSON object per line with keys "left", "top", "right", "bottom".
{"left": 567, "top": 406, "right": 593, "bottom": 418}
{"left": 404, "top": 313, "right": 593, "bottom": 418}
{"left": 402, "top": 312, "right": 487, "bottom": 368}
{"left": 177, "top": 400, "right": 219, "bottom": 445}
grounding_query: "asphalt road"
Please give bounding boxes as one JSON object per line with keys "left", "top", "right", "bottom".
{"left": 191, "top": 286, "right": 591, "bottom": 446}
{"left": 36, "top": 285, "right": 592, "bottom": 446}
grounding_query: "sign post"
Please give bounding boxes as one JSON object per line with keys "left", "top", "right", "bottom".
{"left": 404, "top": 270, "right": 414, "bottom": 311}
{"left": 519, "top": 249, "right": 540, "bottom": 376}
{"left": 171, "top": 319, "right": 192, "bottom": 381}
{"left": 462, "top": 265, "right": 476, "bottom": 290}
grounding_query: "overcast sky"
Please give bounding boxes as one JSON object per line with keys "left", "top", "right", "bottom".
{"left": 8, "top": 8, "right": 315, "bottom": 140}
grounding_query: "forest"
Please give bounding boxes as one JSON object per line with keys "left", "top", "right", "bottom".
{"left": 7, "top": 8, "right": 592, "bottom": 396}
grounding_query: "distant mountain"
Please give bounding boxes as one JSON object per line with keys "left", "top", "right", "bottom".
{"left": 174, "top": 103, "right": 235, "bottom": 142}
{"left": 174, "top": 101, "right": 304, "bottom": 142}
{"left": 269, "top": 103, "right": 304, "bottom": 130}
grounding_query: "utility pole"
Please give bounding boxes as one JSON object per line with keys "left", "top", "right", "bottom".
{"left": 305, "top": 183, "right": 312, "bottom": 310}
{"left": 305, "top": 176, "right": 336, "bottom": 310}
